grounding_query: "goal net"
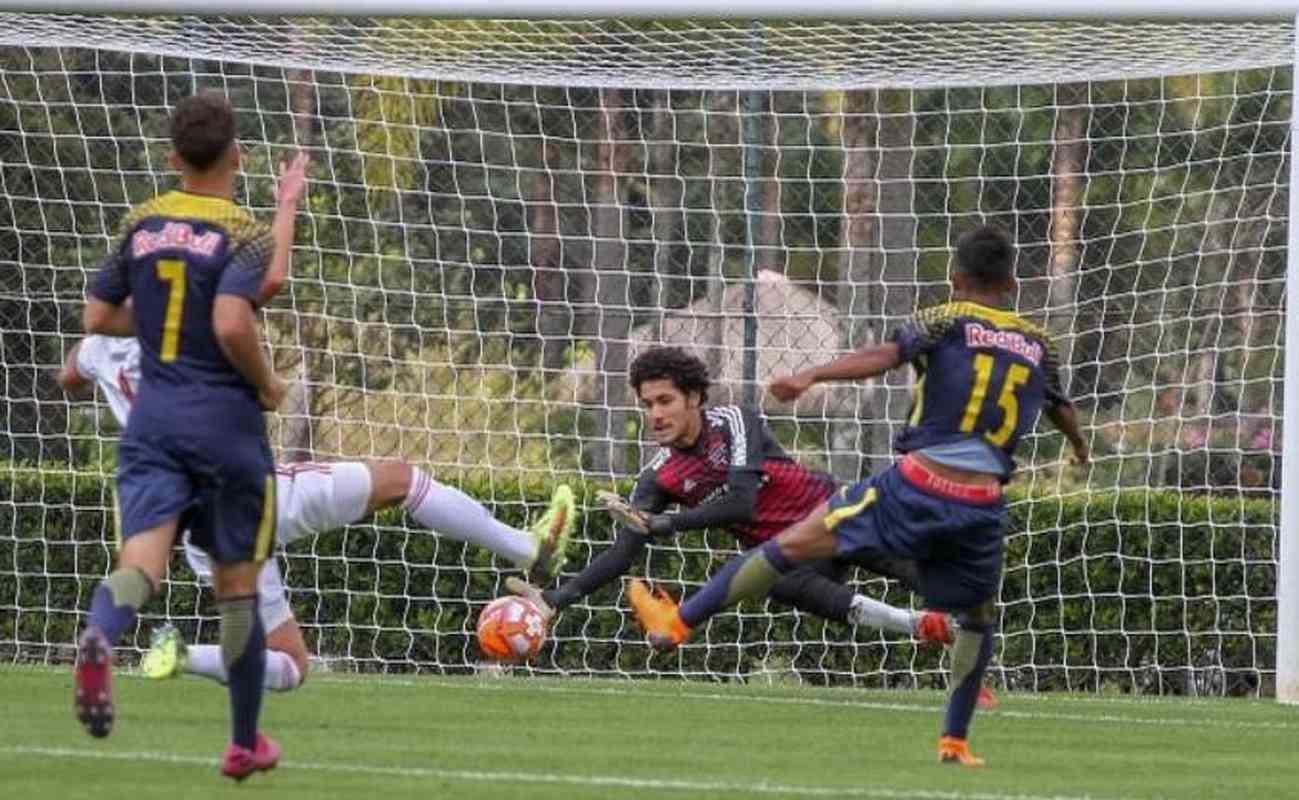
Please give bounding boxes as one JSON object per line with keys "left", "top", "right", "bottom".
{"left": 0, "top": 12, "right": 1289, "bottom": 695}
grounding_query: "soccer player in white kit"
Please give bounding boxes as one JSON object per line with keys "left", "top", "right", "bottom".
{"left": 58, "top": 333, "right": 576, "bottom": 692}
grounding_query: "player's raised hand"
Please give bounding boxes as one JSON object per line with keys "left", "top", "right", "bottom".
{"left": 1069, "top": 438, "right": 1091, "bottom": 467}
{"left": 258, "top": 375, "right": 289, "bottom": 412}
{"left": 273, "top": 152, "right": 310, "bottom": 209}
{"left": 769, "top": 372, "right": 815, "bottom": 403}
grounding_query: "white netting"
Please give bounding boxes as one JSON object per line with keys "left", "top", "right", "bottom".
{"left": 0, "top": 14, "right": 1293, "bottom": 89}
{"left": 0, "top": 14, "right": 1286, "bottom": 694}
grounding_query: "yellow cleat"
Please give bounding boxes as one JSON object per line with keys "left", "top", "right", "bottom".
{"left": 937, "top": 735, "right": 985, "bottom": 767}
{"left": 526, "top": 485, "right": 577, "bottom": 584}
{"left": 626, "top": 578, "right": 690, "bottom": 652}
{"left": 140, "top": 624, "right": 188, "bottom": 680}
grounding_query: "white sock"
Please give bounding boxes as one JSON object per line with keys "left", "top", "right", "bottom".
{"left": 264, "top": 650, "right": 303, "bottom": 691}
{"left": 403, "top": 469, "right": 538, "bottom": 568}
{"left": 187, "top": 643, "right": 226, "bottom": 684}
{"left": 187, "top": 644, "right": 303, "bottom": 691}
{"left": 848, "top": 595, "right": 920, "bottom": 635}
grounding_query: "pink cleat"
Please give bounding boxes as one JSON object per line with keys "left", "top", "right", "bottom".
{"left": 221, "top": 732, "right": 281, "bottom": 781}
{"left": 977, "top": 685, "right": 1000, "bottom": 710}
{"left": 74, "top": 626, "right": 114, "bottom": 738}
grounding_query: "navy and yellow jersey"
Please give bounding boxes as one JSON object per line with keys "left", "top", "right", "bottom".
{"left": 890, "top": 301, "right": 1070, "bottom": 478}
{"left": 89, "top": 190, "right": 271, "bottom": 398}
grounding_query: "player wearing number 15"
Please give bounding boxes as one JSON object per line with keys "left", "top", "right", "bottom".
{"left": 630, "top": 225, "right": 1089, "bottom": 767}
{"left": 76, "top": 90, "right": 286, "bottom": 781}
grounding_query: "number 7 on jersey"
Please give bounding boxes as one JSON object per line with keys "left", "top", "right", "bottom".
{"left": 156, "top": 258, "right": 187, "bottom": 363}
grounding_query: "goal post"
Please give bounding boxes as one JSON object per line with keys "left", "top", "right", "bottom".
{"left": 1280, "top": 9, "right": 1299, "bottom": 706}
{"left": 0, "top": 5, "right": 1296, "bottom": 699}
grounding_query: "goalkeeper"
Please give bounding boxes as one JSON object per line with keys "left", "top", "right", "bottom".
{"left": 508, "top": 346, "right": 955, "bottom": 648}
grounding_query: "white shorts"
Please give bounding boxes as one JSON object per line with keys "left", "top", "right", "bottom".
{"left": 182, "top": 460, "right": 372, "bottom": 632}
{"left": 271, "top": 461, "right": 372, "bottom": 547}
{"left": 183, "top": 548, "right": 295, "bottom": 633}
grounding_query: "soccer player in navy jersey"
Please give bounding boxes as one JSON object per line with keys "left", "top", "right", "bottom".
{"left": 75, "top": 90, "right": 290, "bottom": 779}
{"left": 58, "top": 333, "right": 576, "bottom": 694}
{"left": 631, "top": 226, "right": 1089, "bottom": 766}
{"left": 507, "top": 346, "right": 954, "bottom": 648}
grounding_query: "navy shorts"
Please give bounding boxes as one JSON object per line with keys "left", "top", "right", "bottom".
{"left": 115, "top": 424, "right": 276, "bottom": 565}
{"left": 824, "top": 464, "right": 1006, "bottom": 611}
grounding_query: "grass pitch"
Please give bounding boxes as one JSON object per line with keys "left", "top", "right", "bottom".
{"left": 1, "top": 664, "right": 1295, "bottom": 799}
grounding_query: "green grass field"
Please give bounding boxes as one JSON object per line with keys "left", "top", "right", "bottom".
{"left": 2, "top": 664, "right": 1296, "bottom": 799}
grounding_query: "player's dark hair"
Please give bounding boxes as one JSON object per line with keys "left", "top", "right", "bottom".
{"left": 629, "top": 346, "right": 710, "bottom": 403}
{"left": 169, "top": 91, "right": 236, "bottom": 172}
{"left": 955, "top": 224, "right": 1014, "bottom": 289}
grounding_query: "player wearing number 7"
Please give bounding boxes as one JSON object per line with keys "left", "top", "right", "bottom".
{"left": 629, "top": 225, "right": 1089, "bottom": 767}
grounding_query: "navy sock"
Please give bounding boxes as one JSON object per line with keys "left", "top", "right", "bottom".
{"left": 220, "top": 595, "right": 266, "bottom": 750}
{"left": 680, "top": 540, "right": 796, "bottom": 627}
{"left": 942, "top": 624, "right": 994, "bottom": 739}
{"left": 88, "top": 568, "right": 153, "bottom": 643}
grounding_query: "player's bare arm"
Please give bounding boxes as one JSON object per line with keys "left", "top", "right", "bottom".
{"left": 769, "top": 342, "right": 903, "bottom": 402}
{"left": 259, "top": 152, "right": 309, "bottom": 305}
{"left": 1045, "top": 403, "right": 1090, "bottom": 465}
{"left": 213, "top": 294, "right": 285, "bottom": 411}
{"left": 82, "top": 297, "right": 136, "bottom": 338}
{"left": 57, "top": 342, "right": 90, "bottom": 396}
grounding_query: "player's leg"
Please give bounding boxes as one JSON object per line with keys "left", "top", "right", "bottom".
{"left": 924, "top": 511, "right": 1004, "bottom": 767}
{"left": 203, "top": 443, "right": 280, "bottom": 780}
{"left": 938, "top": 596, "right": 996, "bottom": 767}
{"left": 76, "top": 433, "right": 191, "bottom": 738}
{"left": 76, "top": 519, "right": 178, "bottom": 738}
{"left": 154, "top": 552, "right": 306, "bottom": 691}
{"left": 628, "top": 499, "right": 839, "bottom": 649}
{"left": 369, "top": 461, "right": 576, "bottom": 581}
{"left": 766, "top": 560, "right": 942, "bottom": 640}
{"left": 211, "top": 559, "right": 279, "bottom": 778}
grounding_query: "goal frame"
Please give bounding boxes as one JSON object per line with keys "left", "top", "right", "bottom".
{"left": 1, "top": 0, "right": 1296, "bottom": 702}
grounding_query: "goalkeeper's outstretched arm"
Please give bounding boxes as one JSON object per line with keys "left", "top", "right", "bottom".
{"left": 542, "top": 472, "right": 668, "bottom": 613}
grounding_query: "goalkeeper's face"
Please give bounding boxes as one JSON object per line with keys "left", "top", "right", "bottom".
{"left": 638, "top": 379, "right": 703, "bottom": 448}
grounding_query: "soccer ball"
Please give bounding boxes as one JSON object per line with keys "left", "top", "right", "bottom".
{"left": 476, "top": 595, "right": 547, "bottom": 662}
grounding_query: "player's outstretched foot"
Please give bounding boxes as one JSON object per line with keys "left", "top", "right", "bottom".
{"left": 141, "top": 623, "right": 189, "bottom": 680}
{"left": 914, "top": 611, "right": 954, "bottom": 646}
{"left": 977, "top": 685, "right": 999, "bottom": 710}
{"left": 222, "top": 732, "right": 281, "bottom": 781}
{"left": 627, "top": 578, "right": 690, "bottom": 652}
{"left": 74, "top": 626, "right": 114, "bottom": 738}
{"left": 937, "top": 735, "right": 985, "bottom": 767}
{"left": 504, "top": 576, "right": 556, "bottom": 622}
{"left": 526, "top": 484, "right": 577, "bottom": 583}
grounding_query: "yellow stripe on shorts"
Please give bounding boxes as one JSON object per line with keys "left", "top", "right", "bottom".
{"left": 254, "top": 475, "right": 276, "bottom": 562}
{"left": 824, "top": 486, "right": 878, "bottom": 532}
{"left": 110, "top": 486, "right": 123, "bottom": 552}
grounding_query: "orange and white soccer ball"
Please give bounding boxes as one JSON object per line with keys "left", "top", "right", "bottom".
{"left": 476, "top": 596, "right": 548, "bottom": 662}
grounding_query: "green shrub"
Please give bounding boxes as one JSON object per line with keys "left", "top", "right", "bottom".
{"left": 0, "top": 464, "right": 1277, "bottom": 695}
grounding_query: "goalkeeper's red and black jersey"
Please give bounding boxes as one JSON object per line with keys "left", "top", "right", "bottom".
{"left": 632, "top": 405, "right": 836, "bottom": 545}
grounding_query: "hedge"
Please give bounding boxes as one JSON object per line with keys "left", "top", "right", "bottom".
{"left": 0, "top": 464, "right": 1278, "bottom": 695}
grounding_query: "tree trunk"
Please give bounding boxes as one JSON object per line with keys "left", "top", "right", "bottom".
{"left": 833, "top": 90, "right": 917, "bottom": 481}
{"left": 1048, "top": 83, "right": 1088, "bottom": 398}
{"left": 279, "top": 65, "right": 320, "bottom": 463}
{"left": 831, "top": 89, "right": 878, "bottom": 482}
{"left": 873, "top": 89, "right": 920, "bottom": 472}
{"left": 757, "top": 92, "right": 782, "bottom": 273}
{"left": 650, "top": 89, "right": 684, "bottom": 316}
{"left": 533, "top": 136, "right": 568, "bottom": 372}
{"left": 588, "top": 89, "right": 632, "bottom": 474}
{"left": 705, "top": 91, "right": 737, "bottom": 386}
